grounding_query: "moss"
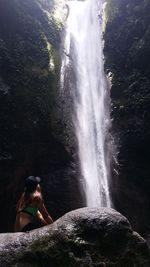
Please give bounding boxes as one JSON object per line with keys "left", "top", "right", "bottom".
{"left": 0, "top": 0, "right": 69, "bottom": 232}
{"left": 105, "top": 0, "right": 121, "bottom": 23}
{"left": 104, "top": 0, "right": 150, "bottom": 235}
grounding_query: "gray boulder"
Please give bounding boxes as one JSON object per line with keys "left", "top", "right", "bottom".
{"left": 0, "top": 207, "right": 149, "bottom": 267}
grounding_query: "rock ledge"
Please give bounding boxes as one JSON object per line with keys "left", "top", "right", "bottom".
{"left": 0, "top": 207, "right": 149, "bottom": 266}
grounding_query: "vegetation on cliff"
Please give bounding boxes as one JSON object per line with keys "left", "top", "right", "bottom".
{"left": 0, "top": 0, "right": 81, "bottom": 233}
{"left": 0, "top": 0, "right": 62, "bottom": 161}
{"left": 104, "top": 0, "right": 150, "bottom": 236}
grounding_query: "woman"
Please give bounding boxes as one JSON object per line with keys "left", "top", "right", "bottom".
{"left": 15, "top": 176, "right": 53, "bottom": 232}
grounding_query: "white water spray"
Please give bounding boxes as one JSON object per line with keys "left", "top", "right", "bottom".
{"left": 61, "top": 0, "right": 112, "bottom": 207}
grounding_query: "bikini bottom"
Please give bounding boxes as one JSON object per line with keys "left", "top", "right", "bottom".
{"left": 21, "top": 223, "right": 35, "bottom": 232}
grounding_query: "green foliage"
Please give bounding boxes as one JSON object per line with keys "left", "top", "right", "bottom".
{"left": 104, "top": 0, "right": 150, "bottom": 234}
{"left": 0, "top": 0, "right": 62, "bottom": 159}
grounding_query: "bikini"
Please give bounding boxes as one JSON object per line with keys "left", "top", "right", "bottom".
{"left": 20, "top": 206, "right": 38, "bottom": 232}
{"left": 21, "top": 206, "right": 38, "bottom": 217}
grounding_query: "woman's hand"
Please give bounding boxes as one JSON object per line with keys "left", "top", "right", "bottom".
{"left": 39, "top": 202, "right": 53, "bottom": 224}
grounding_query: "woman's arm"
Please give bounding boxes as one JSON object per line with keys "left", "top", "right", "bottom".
{"left": 16, "top": 193, "right": 25, "bottom": 212}
{"left": 14, "top": 213, "right": 20, "bottom": 232}
{"left": 39, "top": 202, "right": 53, "bottom": 224}
{"left": 36, "top": 211, "right": 49, "bottom": 226}
{"left": 14, "top": 193, "right": 25, "bottom": 232}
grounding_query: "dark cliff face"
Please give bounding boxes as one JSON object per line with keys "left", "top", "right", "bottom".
{"left": 104, "top": 0, "right": 150, "bottom": 236}
{"left": 0, "top": 0, "right": 83, "bottom": 232}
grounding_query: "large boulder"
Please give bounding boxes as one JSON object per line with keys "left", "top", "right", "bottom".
{"left": 0, "top": 207, "right": 149, "bottom": 266}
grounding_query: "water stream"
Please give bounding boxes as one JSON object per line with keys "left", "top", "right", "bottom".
{"left": 61, "top": 0, "right": 112, "bottom": 207}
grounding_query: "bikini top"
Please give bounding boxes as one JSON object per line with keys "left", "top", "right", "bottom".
{"left": 21, "top": 206, "right": 38, "bottom": 217}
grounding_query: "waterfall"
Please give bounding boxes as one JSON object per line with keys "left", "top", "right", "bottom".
{"left": 61, "top": 0, "right": 112, "bottom": 208}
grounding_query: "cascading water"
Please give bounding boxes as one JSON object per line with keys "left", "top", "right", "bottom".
{"left": 61, "top": 0, "right": 112, "bottom": 207}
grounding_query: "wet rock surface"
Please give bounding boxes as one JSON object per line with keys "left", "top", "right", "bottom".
{"left": 0, "top": 207, "right": 149, "bottom": 267}
{"left": 104, "top": 0, "right": 150, "bottom": 236}
{"left": 0, "top": 0, "right": 83, "bottom": 232}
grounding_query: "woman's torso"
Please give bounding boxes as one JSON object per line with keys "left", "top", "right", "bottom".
{"left": 17, "top": 191, "right": 42, "bottom": 231}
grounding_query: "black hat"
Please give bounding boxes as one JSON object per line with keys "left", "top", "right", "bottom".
{"left": 25, "top": 176, "right": 41, "bottom": 193}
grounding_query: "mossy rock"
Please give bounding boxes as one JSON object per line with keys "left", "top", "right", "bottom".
{"left": 0, "top": 208, "right": 149, "bottom": 266}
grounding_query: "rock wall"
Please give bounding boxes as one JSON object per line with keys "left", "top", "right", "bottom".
{"left": 0, "top": 0, "right": 83, "bottom": 233}
{"left": 104, "top": 0, "right": 150, "bottom": 236}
